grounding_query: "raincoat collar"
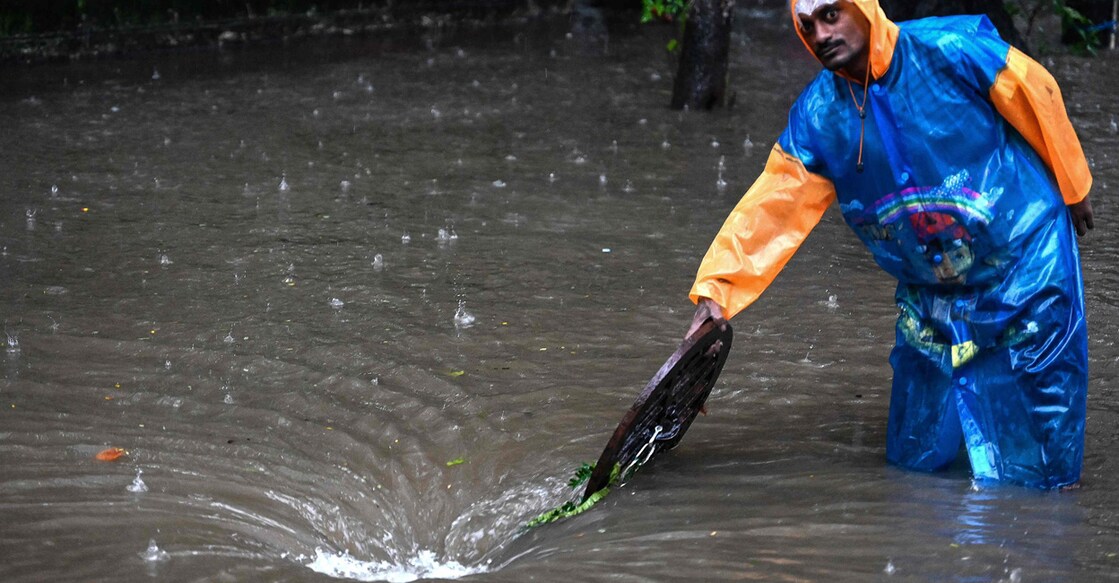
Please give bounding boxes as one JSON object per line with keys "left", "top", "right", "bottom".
{"left": 790, "top": 0, "right": 899, "bottom": 83}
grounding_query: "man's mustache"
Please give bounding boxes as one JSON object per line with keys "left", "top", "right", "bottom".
{"left": 815, "top": 39, "right": 845, "bottom": 56}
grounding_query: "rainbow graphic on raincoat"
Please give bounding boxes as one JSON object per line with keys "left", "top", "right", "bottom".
{"left": 691, "top": 0, "right": 1091, "bottom": 489}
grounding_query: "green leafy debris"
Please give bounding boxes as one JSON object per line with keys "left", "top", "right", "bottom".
{"left": 525, "top": 462, "right": 622, "bottom": 528}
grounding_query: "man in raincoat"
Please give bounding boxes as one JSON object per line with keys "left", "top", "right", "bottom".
{"left": 687, "top": 0, "right": 1095, "bottom": 489}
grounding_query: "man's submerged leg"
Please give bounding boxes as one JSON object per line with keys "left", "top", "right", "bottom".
{"left": 885, "top": 323, "right": 963, "bottom": 472}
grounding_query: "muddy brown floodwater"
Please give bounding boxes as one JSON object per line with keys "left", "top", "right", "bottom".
{"left": 1, "top": 5, "right": 1117, "bottom": 582}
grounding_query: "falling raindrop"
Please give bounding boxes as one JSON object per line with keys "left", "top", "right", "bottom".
{"left": 127, "top": 470, "right": 149, "bottom": 493}
{"left": 825, "top": 294, "right": 839, "bottom": 310}
{"left": 372, "top": 253, "right": 384, "bottom": 271}
{"left": 5, "top": 332, "right": 19, "bottom": 354}
{"left": 25, "top": 209, "right": 36, "bottom": 230}
{"left": 50, "top": 184, "right": 59, "bottom": 196}
{"left": 454, "top": 300, "right": 476, "bottom": 329}
{"left": 140, "top": 540, "right": 170, "bottom": 562}
{"left": 401, "top": 232, "right": 412, "bottom": 244}
{"left": 661, "top": 139, "right": 670, "bottom": 150}
{"left": 340, "top": 180, "right": 352, "bottom": 193}
{"left": 716, "top": 155, "right": 727, "bottom": 190}
{"left": 151, "top": 68, "right": 160, "bottom": 81}
{"left": 623, "top": 180, "right": 635, "bottom": 193}
{"left": 158, "top": 252, "right": 172, "bottom": 266}
{"left": 492, "top": 180, "right": 506, "bottom": 188}
{"left": 330, "top": 298, "right": 345, "bottom": 309}
{"left": 548, "top": 172, "right": 557, "bottom": 183}
{"left": 1110, "top": 115, "right": 1118, "bottom": 134}
{"left": 599, "top": 174, "right": 608, "bottom": 186}
{"left": 743, "top": 135, "right": 755, "bottom": 153}
{"left": 278, "top": 174, "right": 290, "bottom": 192}
{"left": 883, "top": 560, "right": 896, "bottom": 575}
{"left": 223, "top": 327, "right": 235, "bottom": 344}
{"left": 711, "top": 138, "right": 720, "bottom": 148}
{"left": 431, "top": 106, "right": 442, "bottom": 119}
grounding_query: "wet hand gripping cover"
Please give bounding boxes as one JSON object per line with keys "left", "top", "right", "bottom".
{"left": 691, "top": 0, "right": 1091, "bottom": 489}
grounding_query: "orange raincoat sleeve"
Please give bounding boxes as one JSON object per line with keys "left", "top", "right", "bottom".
{"left": 989, "top": 47, "right": 1092, "bottom": 205}
{"left": 689, "top": 144, "right": 836, "bottom": 319}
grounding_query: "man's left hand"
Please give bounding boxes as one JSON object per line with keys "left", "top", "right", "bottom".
{"left": 1069, "top": 196, "right": 1094, "bottom": 236}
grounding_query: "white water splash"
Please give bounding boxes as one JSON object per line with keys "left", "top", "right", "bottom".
{"left": 140, "top": 539, "right": 170, "bottom": 562}
{"left": 437, "top": 227, "right": 458, "bottom": 243}
{"left": 453, "top": 300, "right": 475, "bottom": 329}
{"left": 127, "top": 470, "right": 148, "bottom": 493}
{"left": 305, "top": 548, "right": 484, "bottom": 582}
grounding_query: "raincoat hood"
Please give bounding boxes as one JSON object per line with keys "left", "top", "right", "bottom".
{"left": 791, "top": 0, "right": 899, "bottom": 82}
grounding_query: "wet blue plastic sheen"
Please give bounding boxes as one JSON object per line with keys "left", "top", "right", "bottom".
{"left": 777, "top": 16, "right": 1088, "bottom": 489}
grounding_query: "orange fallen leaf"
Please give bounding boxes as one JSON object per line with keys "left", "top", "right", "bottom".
{"left": 95, "top": 447, "right": 126, "bottom": 461}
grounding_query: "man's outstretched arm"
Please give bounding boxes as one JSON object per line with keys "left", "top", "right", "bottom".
{"left": 689, "top": 144, "right": 836, "bottom": 321}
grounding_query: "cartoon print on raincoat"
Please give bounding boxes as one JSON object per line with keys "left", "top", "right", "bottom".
{"left": 690, "top": 0, "right": 1091, "bottom": 489}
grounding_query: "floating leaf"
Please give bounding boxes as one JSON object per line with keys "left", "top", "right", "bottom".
{"left": 447, "top": 370, "right": 465, "bottom": 377}
{"left": 446, "top": 458, "right": 465, "bottom": 467}
{"left": 95, "top": 447, "right": 126, "bottom": 461}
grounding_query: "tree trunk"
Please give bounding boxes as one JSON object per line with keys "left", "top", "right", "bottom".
{"left": 670, "top": 0, "right": 735, "bottom": 111}
{"left": 880, "top": 0, "right": 1028, "bottom": 53}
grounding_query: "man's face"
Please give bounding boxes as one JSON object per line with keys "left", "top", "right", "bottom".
{"left": 797, "top": 1, "right": 871, "bottom": 74}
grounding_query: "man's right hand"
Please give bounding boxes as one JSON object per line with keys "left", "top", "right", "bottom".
{"left": 686, "top": 298, "right": 727, "bottom": 341}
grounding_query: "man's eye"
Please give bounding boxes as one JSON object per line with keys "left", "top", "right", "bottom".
{"left": 824, "top": 8, "right": 838, "bottom": 20}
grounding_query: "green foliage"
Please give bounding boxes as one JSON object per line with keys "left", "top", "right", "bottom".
{"left": 0, "top": 13, "right": 32, "bottom": 35}
{"left": 640, "top": 0, "right": 691, "bottom": 23}
{"left": 1051, "top": 0, "right": 1101, "bottom": 55}
{"left": 525, "top": 462, "right": 622, "bottom": 528}
{"left": 567, "top": 462, "right": 595, "bottom": 489}
{"left": 640, "top": 0, "right": 694, "bottom": 53}
{"left": 1003, "top": 0, "right": 1106, "bottom": 55}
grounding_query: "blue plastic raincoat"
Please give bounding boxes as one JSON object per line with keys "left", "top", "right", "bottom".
{"left": 691, "top": 0, "right": 1092, "bottom": 489}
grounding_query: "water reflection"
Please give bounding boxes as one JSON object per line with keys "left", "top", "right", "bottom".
{"left": 0, "top": 5, "right": 1116, "bottom": 583}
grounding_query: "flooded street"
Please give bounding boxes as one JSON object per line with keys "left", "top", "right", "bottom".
{"left": 1, "top": 5, "right": 1117, "bottom": 581}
